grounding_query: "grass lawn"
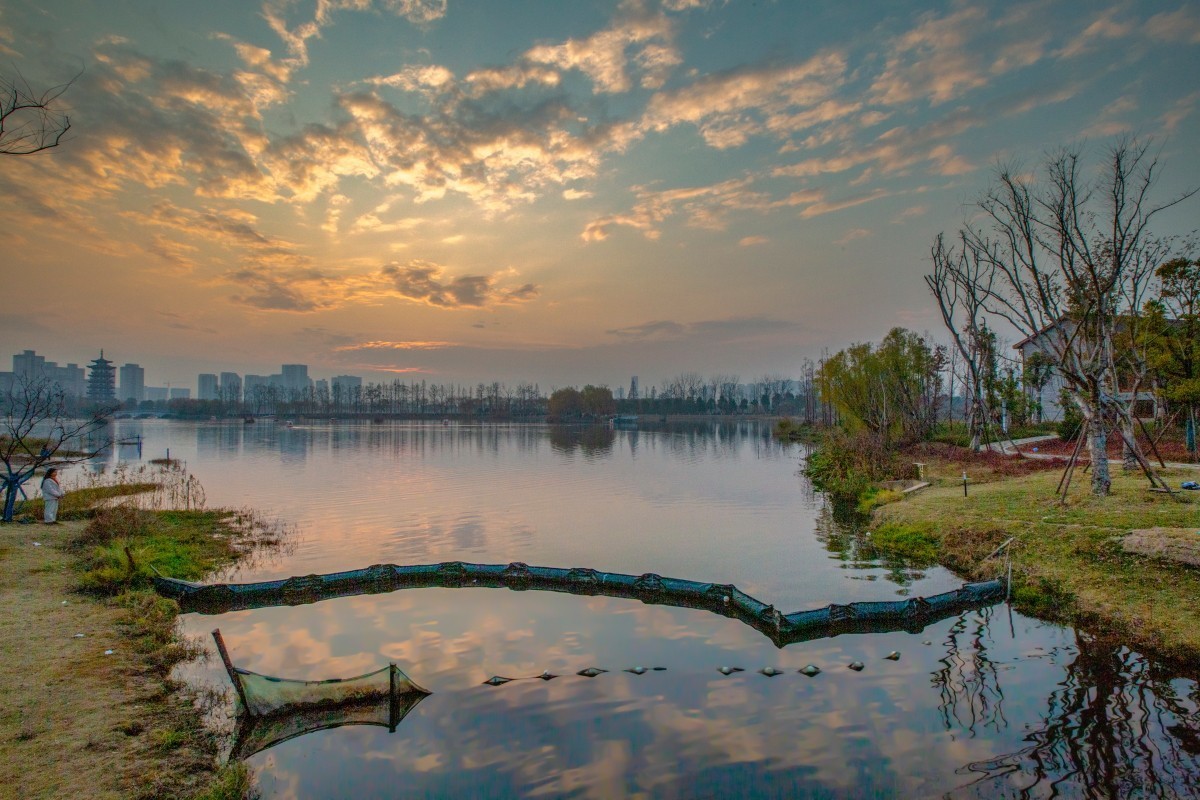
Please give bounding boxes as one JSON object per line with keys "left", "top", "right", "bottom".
{"left": 870, "top": 454, "right": 1200, "bottom": 664}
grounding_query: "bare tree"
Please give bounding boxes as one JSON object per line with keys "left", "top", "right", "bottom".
{"left": 0, "top": 72, "right": 74, "bottom": 155}
{"left": 929, "top": 139, "right": 1195, "bottom": 494}
{"left": 927, "top": 233, "right": 998, "bottom": 450}
{"left": 1, "top": 376, "right": 113, "bottom": 521}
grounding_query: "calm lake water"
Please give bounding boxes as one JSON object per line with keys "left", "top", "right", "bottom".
{"left": 97, "top": 420, "right": 1200, "bottom": 799}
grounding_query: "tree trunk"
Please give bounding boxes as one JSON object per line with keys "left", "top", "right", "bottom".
{"left": 1121, "top": 418, "right": 1138, "bottom": 471}
{"left": 1188, "top": 406, "right": 1197, "bottom": 463}
{"left": 1087, "top": 415, "right": 1112, "bottom": 495}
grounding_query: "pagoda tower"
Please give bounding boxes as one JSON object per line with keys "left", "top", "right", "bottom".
{"left": 87, "top": 350, "right": 116, "bottom": 403}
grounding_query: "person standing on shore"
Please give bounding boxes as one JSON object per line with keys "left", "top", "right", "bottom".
{"left": 41, "top": 468, "right": 64, "bottom": 524}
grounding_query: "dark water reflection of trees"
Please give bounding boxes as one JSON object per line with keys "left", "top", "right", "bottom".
{"left": 946, "top": 630, "right": 1200, "bottom": 799}
{"left": 814, "top": 489, "right": 1200, "bottom": 797}
{"left": 813, "top": 502, "right": 929, "bottom": 590}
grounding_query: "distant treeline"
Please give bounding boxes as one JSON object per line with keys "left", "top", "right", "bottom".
{"left": 111, "top": 374, "right": 831, "bottom": 420}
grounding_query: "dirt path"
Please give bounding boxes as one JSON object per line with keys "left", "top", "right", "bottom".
{"left": 0, "top": 523, "right": 216, "bottom": 799}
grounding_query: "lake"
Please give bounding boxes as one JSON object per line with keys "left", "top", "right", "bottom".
{"left": 98, "top": 419, "right": 1200, "bottom": 798}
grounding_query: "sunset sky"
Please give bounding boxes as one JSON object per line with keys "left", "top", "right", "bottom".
{"left": 2, "top": 0, "right": 1198, "bottom": 390}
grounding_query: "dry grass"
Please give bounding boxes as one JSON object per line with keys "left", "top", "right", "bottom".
{"left": 0, "top": 469, "right": 281, "bottom": 798}
{"left": 871, "top": 461, "right": 1200, "bottom": 664}
{"left": 0, "top": 522, "right": 229, "bottom": 799}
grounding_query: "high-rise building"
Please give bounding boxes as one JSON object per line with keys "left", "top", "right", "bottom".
{"left": 243, "top": 375, "right": 269, "bottom": 404}
{"left": 219, "top": 372, "right": 242, "bottom": 403}
{"left": 197, "top": 373, "right": 219, "bottom": 400}
{"left": 9, "top": 350, "right": 86, "bottom": 397}
{"left": 332, "top": 375, "right": 362, "bottom": 393}
{"left": 169, "top": 387, "right": 191, "bottom": 400}
{"left": 87, "top": 351, "right": 116, "bottom": 403}
{"left": 145, "top": 387, "right": 169, "bottom": 401}
{"left": 13, "top": 350, "right": 46, "bottom": 377}
{"left": 281, "top": 364, "right": 310, "bottom": 394}
{"left": 119, "top": 363, "right": 145, "bottom": 403}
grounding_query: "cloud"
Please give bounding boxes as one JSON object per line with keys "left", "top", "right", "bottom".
{"left": 870, "top": 5, "right": 991, "bottom": 106}
{"left": 1057, "top": 7, "right": 1136, "bottom": 59}
{"left": 1144, "top": 6, "right": 1200, "bottom": 43}
{"left": 464, "top": 65, "right": 561, "bottom": 95}
{"left": 834, "top": 228, "right": 871, "bottom": 245}
{"left": 582, "top": 177, "right": 824, "bottom": 241}
{"left": 266, "top": 0, "right": 448, "bottom": 72}
{"left": 605, "top": 315, "right": 800, "bottom": 343}
{"left": 380, "top": 261, "right": 540, "bottom": 309}
{"left": 334, "top": 340, "right": 453, "bottom": 351}
{"left": 605, "top": 319, "right": 686, "bottom": 340}
{"left": 773, "top": 107, "right": 982, "bottom": 182}
{"left": 738, "top": 235, "right": 767, "bottom": 246}
{"left": 363, "top": 65, "right": 456, "bottom": 94}
{"left": 799, "top": 189, "right": 891, "bottom": 219}
{"left": 336, "top": 88, "right": 603, "bottom": 213}
{"left": 891, "top": 204, "right": 928, "bottom": 223}
{"left": 224, "top": 257, "right": 540, "bottom": 313}
{"left": 639, "top": 52, "right": 850, "bottom": 148}
{"left": 524, "top": 0, "right": 679, "bottom": 93}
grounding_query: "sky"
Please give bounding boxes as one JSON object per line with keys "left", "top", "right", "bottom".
{"left": 1, "top": 0, "right": 1198, "bottom": 391}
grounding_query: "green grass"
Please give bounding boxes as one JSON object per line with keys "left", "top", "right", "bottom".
{"left": 194, "top": 764, "right": 257, "bottom": 800}
{"left": 868, "top": 520, "right": 940, "bottom": 566}
{"left": 856, "top": 488, "right": 905, "bottom": 514}
{"left": 871, "top": 461, "right": 1200, "bottom": 662}
{"left": 75, "top": 506, "right": 270, "bottom": 594}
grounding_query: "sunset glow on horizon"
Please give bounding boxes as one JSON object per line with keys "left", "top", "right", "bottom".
{"left": 2, "top": 0, "right": 1198, "bottom": 390}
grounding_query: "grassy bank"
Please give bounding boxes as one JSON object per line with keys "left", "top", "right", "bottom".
{"left": 868, "top": 454, "right": 1200, "bottom": 664}
{"left": 0, "top": 480, "right": 280, "bottom": 799}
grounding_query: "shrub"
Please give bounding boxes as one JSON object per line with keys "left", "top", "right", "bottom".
{"left": 804, "top": 429, "right": 905, "bottom": 502}
{"left": 774, "top": 418, "right": 816, "bottom": 441}
{"left": 1058, "top": 391, "right": 1084, "bottom": 441}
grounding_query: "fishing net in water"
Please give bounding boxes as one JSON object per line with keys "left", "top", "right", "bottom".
{"left": 229, "top": 680, "right": 430, "bottom": 760}
{"left": 212, "top": 630, "right": 430, "bottom": 760}
{"left": 232, "top": 662, "right": 426, "bottom": 717}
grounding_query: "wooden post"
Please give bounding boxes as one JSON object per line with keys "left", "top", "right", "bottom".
{"left": 1134, "top": 415, "right": 1167, "bottom": 469}
{"left": 211, "top": 629, "right": 252, "bottom": 715}
{"left": 388, "top": 664, "right": 399, "bottom": 732}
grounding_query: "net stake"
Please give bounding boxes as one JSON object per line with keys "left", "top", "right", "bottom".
{"left": 211, "top": 629, "right": 251, "bottom": 715}
{"left": 389, "top": 664, "right": 399, "bottom": 731}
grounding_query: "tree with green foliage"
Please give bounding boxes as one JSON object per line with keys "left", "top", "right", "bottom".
{"left": 1145, "top": 254, "right": 1200, "bottom": 460}
{"left": 579, "top": 385, "right": 615, "bottom": 417}
{"left": 1022, "top": 351, "right": 1055, "bottom": 423}
{"left": 547, "top": 387, "right": 582, "bottom": 418}
{"left": 815, "top": 327, "right": 943, "bottom": 449}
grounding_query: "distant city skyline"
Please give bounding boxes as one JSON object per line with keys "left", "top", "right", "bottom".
{"left": 1, "top": 1, "right": 1197, "bottom": 386}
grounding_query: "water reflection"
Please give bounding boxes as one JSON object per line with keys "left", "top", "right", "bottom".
{"left": 547, "top": 425, "right": 615, "bottom": 457}
{"left": 814, "top": 503, "right": 929, "bottom": 590}
{"left": 113, "top": 420, "right": 1200, "bottom": 798}
{"left": 951, "top": 631, "right": 1200, "bottom": 799}
{"left": 933, "top": 607, "right": 1008, "bottom": 738}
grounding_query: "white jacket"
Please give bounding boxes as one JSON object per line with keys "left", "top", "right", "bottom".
{"left": 41, "top": 477, "right": 64, "bottom": 500}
